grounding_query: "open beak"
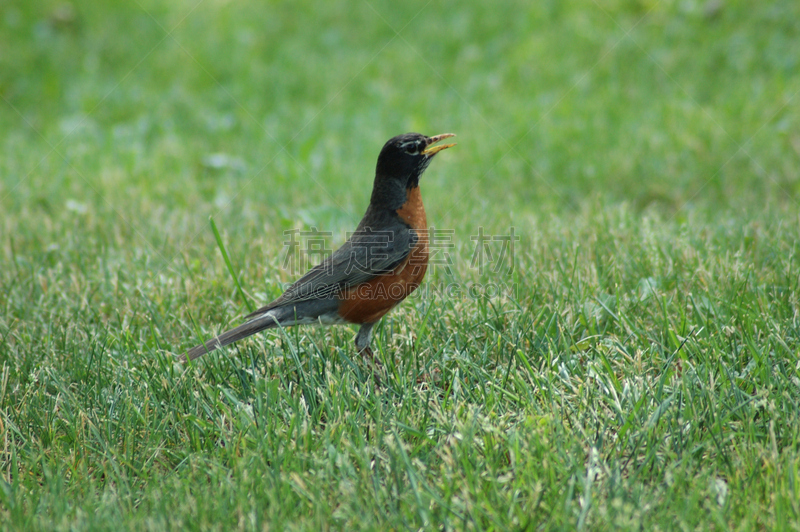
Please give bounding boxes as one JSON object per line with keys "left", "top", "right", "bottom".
{"left": 421, "top": 133, "right": 456, "bottom": 156}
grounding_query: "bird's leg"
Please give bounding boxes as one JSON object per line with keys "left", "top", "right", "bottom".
{"left": 355, "top": 323, "right": 382, "bottom": 376}
{"left": 355, "top": 323, "right": 375, "bottom": 356}
{"left": 358, "top": 346, "right": 375, "bottom": 360}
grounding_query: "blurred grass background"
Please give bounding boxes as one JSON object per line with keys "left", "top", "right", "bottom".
{"left": 2, "top": 0, "right": 800, "bottom": 529}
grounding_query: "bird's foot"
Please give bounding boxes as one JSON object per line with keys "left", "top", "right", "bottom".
{"left": 416, "top": 367, "right": 443, "bottom": 386}
{"left": 358, "top": 346, "right": 384, "bottom": 385}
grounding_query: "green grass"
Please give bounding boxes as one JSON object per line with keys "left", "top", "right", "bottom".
{"left": 2, "top": 0, "right": 800, "bottom": 529}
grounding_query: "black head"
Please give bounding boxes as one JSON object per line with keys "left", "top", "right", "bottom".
{"left": 371, "top": 133, "right": 455, "bottom": 207}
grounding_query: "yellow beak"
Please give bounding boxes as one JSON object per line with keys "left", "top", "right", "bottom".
{"left": 421, "top": 133, "right": 457, "bottom": 156}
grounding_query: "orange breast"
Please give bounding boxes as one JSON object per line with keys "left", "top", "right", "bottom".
{"left": 337, "top": 187, "right": 429, "bottom": 324}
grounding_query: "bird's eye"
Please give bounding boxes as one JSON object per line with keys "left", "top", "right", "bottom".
{"left": 402, "top": 141, "right": 421, "bottom": 155}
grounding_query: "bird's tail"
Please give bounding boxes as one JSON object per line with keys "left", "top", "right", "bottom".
{"left": 180, "top": 310, "right": 280, "bottom": 362}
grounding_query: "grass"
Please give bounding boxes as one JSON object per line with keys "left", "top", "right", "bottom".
{"left": 2, "top": 0, "right": 800, "bottom": 529}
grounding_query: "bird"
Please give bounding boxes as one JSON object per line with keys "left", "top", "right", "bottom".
{"left": 181, "top": 132, "right": 455, "bottom": 363}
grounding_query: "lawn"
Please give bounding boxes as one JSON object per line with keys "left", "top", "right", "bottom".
{"left": 2, "top": 0, "right": 800, "bottom": 529}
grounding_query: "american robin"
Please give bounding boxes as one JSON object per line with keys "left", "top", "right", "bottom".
{"left": 181, "top": 132, "right": 455, "bottom": 362}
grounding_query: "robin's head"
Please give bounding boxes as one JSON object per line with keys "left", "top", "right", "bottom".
{"left": 375, "top": 132, "right": 456, "bottom": 190}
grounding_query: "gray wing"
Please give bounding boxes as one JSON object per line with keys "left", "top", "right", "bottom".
{"left": 245, "top": 213, "right": 414, "bottom": 318}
